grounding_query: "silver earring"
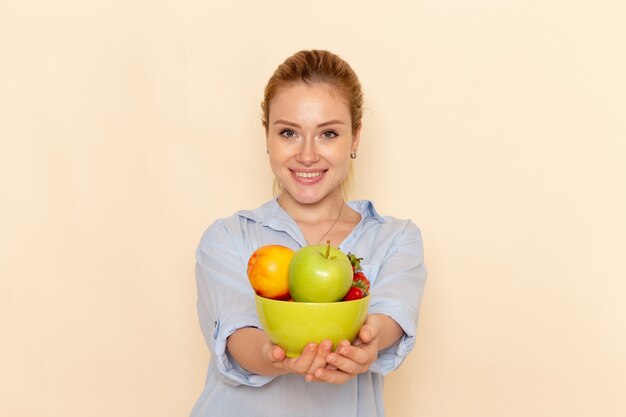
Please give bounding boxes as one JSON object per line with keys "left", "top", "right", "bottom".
{"left": 266, "top": 149, "right": 269, "bottom": 155}
{"left": 350, "top": 151, "right": 357, "bottom": 159}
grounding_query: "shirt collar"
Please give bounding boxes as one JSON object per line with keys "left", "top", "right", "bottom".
{"left": 236, "top": 198, "right": 386, "bottom": 226}
{"left": 346, "top": 199, "right": 386, "bottom": 223}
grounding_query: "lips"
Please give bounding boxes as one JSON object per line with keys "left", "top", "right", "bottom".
{"left": 290, "top": 169, "right": 327, "bottom": 184}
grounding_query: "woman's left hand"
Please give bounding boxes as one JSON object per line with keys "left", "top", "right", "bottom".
{"left": 309, "top": 315, "right": 382, "bottom": 384}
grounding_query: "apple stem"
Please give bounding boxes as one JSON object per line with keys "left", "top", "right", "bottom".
{"left": 325, "top": 240, "right": 331, "bottom": 258}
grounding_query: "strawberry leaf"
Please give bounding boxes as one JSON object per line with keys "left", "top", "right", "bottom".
{"left": 347, "top": 252, "right": 363, "bottom": 273}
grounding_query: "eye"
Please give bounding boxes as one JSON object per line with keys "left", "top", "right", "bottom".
{"left": 280, "top": 129, "right": 296, "bottom": 138}
{"left": 321, "top": 130, "right": 338, "bottom": 139}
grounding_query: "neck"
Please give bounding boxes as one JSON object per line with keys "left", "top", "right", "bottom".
{"left": 277, "top": 190, "right": 345, "bottom": 224}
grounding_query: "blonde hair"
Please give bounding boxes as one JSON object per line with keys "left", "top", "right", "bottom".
{"left": 262, "top": 50, "right": 364, "bottom": 198}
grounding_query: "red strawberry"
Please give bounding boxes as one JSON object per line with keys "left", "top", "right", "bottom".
{"left": 347, "top": 252, "right": 363, "bottom": 273}
{"left": 352, "top": 271, "right": 370, "bottom": 295}
{"left": 344, "top": 252, "right": 370, "bottom": 300}
{"left": 343, "top": 286, "right": 364, "bottom": 301}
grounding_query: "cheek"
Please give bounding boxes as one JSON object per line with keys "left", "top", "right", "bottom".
{"left": 336, "top": 160, "right": 351, "bottom": 177}
{"left": 327, "top": 154, "right": 351, "bottom": 179}
{"left": 268, "top": 156, "right": 281, "bottom": 174}
{"left": 268, "top": 137, "right": 294, "bottom": 157}
{"left": 268, "top": 143, "right": 289, "bottom": 161}
{"left": 325, "top": 145, "right": 352, "bottom": 167}
{"left": 268, "top": 150, "right": 292, "bottom": 177}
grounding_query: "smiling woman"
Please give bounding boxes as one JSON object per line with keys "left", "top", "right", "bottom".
{"left": 262, "top": 50, "right": 363, "bottom": 200}
{"left": 190, "top": 50, "right": 427, "bottom": 417}
{"left": 267, "top": 83, "right": 358, "bottom": 209}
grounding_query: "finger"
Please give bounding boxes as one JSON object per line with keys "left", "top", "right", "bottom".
{"left": 304, "top": 340, "right": 332, "bottom": 381}
{"left": 288, "top": 343, "right": 318, "bottom": 374}
{"left": 333, "top": 340, "right": 367, "bottom": 365}
{"left": 312, "top": 367, "right": 353, "bottom": 384}
{"left": 262, "top": 342, "right": 285, "bottom": 364}
{"left": 325, "top": 350, "right": 364, "bottom": 376}
{"left": 358, "top": 322, "right": 378, "bottom": 344}
{"left": 336, "top": 339, "right": 351, "bottom": 350}
{"left": 274, "top": 345, "right": 288, "bottom": 361}
{"left": 327, "top": 342, "right": 376, "bottom": 375}
{"left": 335, "top": 343, "right": 371, "bottom": 366}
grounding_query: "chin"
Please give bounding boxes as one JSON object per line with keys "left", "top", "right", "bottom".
{"left": 283, "top": 187, "right": 328, "bottom": 205}
{"left": 293, "top": 194, "right": 325, "bottom": 205}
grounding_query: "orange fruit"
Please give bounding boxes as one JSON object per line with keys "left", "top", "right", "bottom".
{"left": 247, "top": 245, "right": 295, "bottom": 300}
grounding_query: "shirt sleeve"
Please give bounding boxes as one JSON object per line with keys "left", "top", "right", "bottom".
{"left": 195, "top": 219, "right": 275, "bottom": 387}
{"left": 367, "top": 220, "right": 427, "bottom": 375}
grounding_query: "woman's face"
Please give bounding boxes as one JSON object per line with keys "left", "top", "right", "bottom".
{"left": 266, "top": 83, "right": 360, "bottom": 206}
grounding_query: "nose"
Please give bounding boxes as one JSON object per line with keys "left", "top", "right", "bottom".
{"left": 295, "top": 137, "right": 320, "bottom": 166}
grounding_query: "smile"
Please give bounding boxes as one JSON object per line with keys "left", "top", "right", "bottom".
{"left": 290, "top": 169, "right": 327, "bottom": 184}
{"left": 293, "top": 171, "right": 324, "bottom": 178}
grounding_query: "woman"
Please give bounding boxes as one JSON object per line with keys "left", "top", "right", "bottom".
{"left": 191, "top": 50, "right": 427, "bottom": 417}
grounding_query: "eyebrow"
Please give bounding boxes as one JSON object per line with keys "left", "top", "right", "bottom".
{"left": 273, "top": 119, "right": 345, "bottom": 128}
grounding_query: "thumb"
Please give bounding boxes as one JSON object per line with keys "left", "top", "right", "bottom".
{"left": 359, "top": 322, "right": 377, "bottom": 344}
{"left": 262, "top": 342, "right": 285, "bottom": 363}
{"left": 271, "top": 345, "right": 286, "bottom": 361}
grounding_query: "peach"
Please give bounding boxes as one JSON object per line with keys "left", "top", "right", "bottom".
{"left": 247, "top": 245, "right": 294, "bottom": 300}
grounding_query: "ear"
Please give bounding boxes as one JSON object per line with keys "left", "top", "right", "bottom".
{"left": 351, "top": 125, "right": 362, "bottom": 153}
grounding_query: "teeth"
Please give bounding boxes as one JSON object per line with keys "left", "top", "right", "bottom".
{"left": 294, "top": 171, "right": 322, "bottom": 178}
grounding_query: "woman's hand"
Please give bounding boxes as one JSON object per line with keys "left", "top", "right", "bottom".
{"left": 262, "top": 338, "right": 334, "bottom": 378}
{"left": 227, "top": 314, "right": 402, "bottom": 383}
{"left": 309, "top": 316, "right": 381, "bottom": 384}
{"left": 309, "top": 313, "right": 404, "bottom": 384}
{"left": 227, "top": 328, "right": 329, "bottom": 377}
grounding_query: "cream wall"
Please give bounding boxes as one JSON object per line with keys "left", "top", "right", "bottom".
{"left": 1, "top": 1, "right": 625, "bottom": 416}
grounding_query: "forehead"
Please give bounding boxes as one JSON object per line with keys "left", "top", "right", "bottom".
{"left": 269, "top": 83, "right": 351, "bottom": 123}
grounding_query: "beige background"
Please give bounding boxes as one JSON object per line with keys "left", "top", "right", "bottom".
{"left": 1, "top": 1, "right": 625, "bottom": 416}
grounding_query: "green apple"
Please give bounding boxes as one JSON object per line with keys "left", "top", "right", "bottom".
{"left": 288, "top": 241, "right": 353, "bottom": 302}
